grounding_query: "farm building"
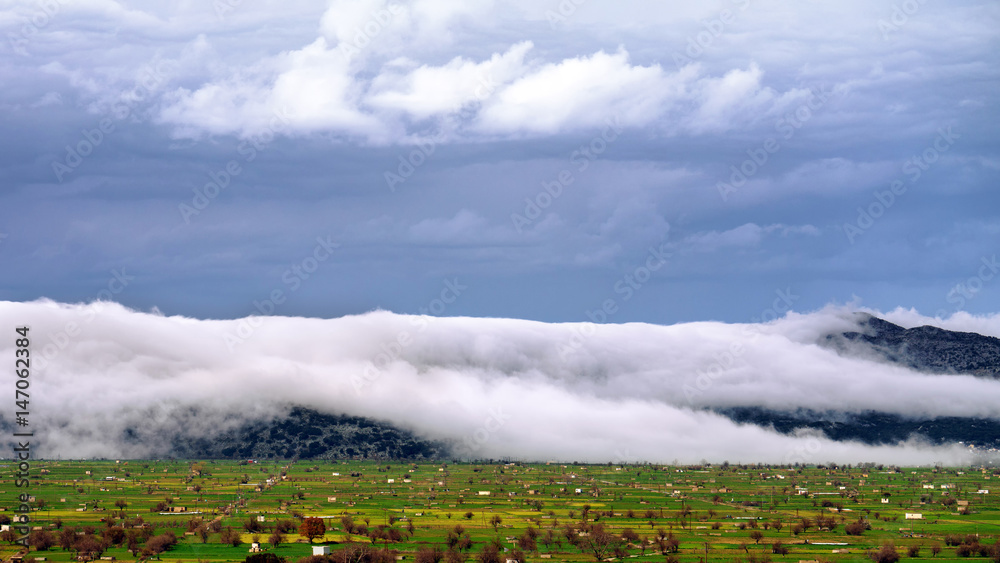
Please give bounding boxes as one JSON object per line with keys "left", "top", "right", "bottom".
{"left": 904, "top": 513, "right": 923, "bottom": 520}
{"left": 313, "top": 546, "right": 331, "bottom": 556}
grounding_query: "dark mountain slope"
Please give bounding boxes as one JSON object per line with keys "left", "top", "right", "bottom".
{"left": 823, "top": 313, "right": 1000, "bottom": 378}
{"left": 712, "top": 313, "right": 1000, "bottom": 448}
{"left": 165, "top": 407, "right": 451, "bottom": 460}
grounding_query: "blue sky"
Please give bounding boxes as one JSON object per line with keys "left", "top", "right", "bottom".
{"left": 1, "top": 0, "right": 998, "bottom": 324}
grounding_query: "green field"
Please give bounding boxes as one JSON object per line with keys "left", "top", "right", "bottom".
{"left": 2, "top": 460, "right": 998, "bottom": 563}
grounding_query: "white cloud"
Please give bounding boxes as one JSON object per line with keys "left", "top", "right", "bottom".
{"left": 158, "top": 37, "right": 387, "bottom": 141}
{"left": 474, "top": 47, "right": 677, "bottom": 135}
{"left": 149, "top": 1, "right": 819, "bottom": 144}
{"left": 408, "top": 209, "right": 495, "bottom": 244}
{"left": 368, "top": 41, "right": 531, "bottom": 121}
{"left": 6, "top": 299, "right": 999, "bottom": 464}
{"left": 680, "top": 223, "right": 819, "bottom": 252}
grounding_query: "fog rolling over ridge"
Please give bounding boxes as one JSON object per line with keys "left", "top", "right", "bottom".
{"left": 3, "top": 300, "right": 1000, "bottom": 465}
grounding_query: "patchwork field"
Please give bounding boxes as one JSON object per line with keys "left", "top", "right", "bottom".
{"left": 2, "top": 460, "right": 997, "bottom": 563}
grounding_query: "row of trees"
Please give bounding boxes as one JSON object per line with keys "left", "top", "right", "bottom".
{"left": 0, "top": 526, "right": 177, "bottom": 561}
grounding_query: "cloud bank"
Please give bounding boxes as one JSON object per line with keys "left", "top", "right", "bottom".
{"left": 4, "top": 300, "right": 999, "bottom": 465}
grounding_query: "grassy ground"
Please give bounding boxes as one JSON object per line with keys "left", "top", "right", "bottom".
{"left": 2, "top": 460, "right": 997, "bottom": 562}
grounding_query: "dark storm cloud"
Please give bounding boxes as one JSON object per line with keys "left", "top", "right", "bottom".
{"left": 0, "top": 0, "right": 997, "bottom": 323}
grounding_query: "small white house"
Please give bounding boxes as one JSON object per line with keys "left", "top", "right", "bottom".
{"left": 881, "top": 498, "right": 890, "bottom": 504}
{"left": 387, "top": 479, "right": 395, "bottom": 483}
{"left": 905, "top": 513, "right": 923, "bottom": 520}
{"left": 313, "top": 546, "right": 331, "bottom": 556}
{"left": 478, "top": 491, "right": 490, "bottom": 496}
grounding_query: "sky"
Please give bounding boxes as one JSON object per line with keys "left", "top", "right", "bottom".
{"left": 1, "top": 0, "right": 999, "bottom": 325}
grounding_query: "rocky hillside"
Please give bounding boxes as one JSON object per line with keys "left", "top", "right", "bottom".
{"left": 717, "top": 406, "right": 1000, "bottom": 448}
{"left": 712, "top": 313, "right": 1000, "bottom": 448}
{"left": 165, "top": 407, "right": 450, "bottom": 460}
{"left": 823, "top": 313, "right": 1000, "bottom": 378}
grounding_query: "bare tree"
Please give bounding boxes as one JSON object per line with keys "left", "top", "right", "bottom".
{"left": 0, "top": 529, "right": 19, "bottom": 545}
{"left": 870, "top": 543, "right": 901, "bottom": 563}
{"left": 580, "top": 524, "right": 622, "bottom": 562}
{"left": 28, "top": 530, "right": 55, "bottom": 551}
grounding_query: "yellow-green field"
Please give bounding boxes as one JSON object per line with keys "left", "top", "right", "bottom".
{"left": 2, "top": 460, "right": 998, "bottom": 563}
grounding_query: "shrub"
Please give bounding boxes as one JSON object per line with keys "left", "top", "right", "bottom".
{"left": 846, "top": 522, "right": 867, "bottom": 536}
{"left": 246, "top": 554, "right": 284, "bottom": 563}
{"left": 220, "top": 527, "right": 243, "bottom": 547}
{"left": 870, "top": 544, "right": 900, "bottom": 563}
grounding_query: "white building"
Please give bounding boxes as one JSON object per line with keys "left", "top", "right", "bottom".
{"left": 313, "top": 546, "right": 330, "bottom": 556}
